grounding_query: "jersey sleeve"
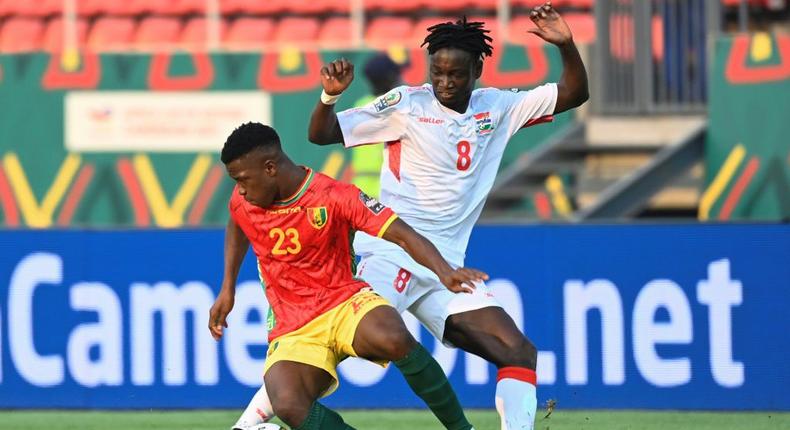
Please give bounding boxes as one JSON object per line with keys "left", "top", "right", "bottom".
{"left": 332, "top": 181, "right": 398, "bottom": 238}
{"left": 500, "top": 83, "right": 558, "bottom": 137}
{"left": 336, "top": 86, "right": 410, "bottom": 148}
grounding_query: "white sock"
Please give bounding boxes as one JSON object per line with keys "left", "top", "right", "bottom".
{"left": 494, "top": 367, "right": 537, "bottom": 430}
{"left": 231, "top": 384, "right": 274, "bottom": 429}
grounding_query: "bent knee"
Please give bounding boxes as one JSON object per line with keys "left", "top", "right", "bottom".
{"left": 270, "top": 391, "right": 312, "bottom": 427}
{"left": 375, "top": 329, "right": 416, "bottom": 361}
{"left": 502, "top": 337, "right": 537, "bottom": 369}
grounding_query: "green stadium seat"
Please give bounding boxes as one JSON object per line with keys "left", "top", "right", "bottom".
{"left": 0, "top": 17, "right": 45, "bottom": 52}
{"left": 87, "top": 17, "right": 136, "bottom": 51}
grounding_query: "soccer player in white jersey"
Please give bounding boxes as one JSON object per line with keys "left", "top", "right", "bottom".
{"left": 231, "top": 3, "right": 588, "bottom": 430}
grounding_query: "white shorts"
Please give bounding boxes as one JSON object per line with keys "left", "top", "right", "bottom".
{"left": 355, "top": 249, "right": 502, "bottom": 346}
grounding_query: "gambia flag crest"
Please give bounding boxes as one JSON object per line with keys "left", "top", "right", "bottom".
{"left": 474, "top": 111, "right": 494, "bottom": 135}
{"left": 307, "top": 207, "right": 328, "bottom": 229}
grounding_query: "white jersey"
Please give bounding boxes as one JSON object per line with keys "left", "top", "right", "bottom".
{"left": 338, "top": 83, "right": 558, "bottom": 265}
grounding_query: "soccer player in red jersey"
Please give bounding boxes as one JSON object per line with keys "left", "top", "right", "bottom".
{"left": 209, "top": 122, "right": 485, "bottom": 430}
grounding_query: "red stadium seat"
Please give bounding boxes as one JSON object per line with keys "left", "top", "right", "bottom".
{"left": 509, "top": 16, "right": 547, "bottom": 46}
{"left": 365, "top": 0, "right": 423, "bottom": 13}
{"left": 0, "top": 18, "right": 45, "bottom": 52}
{"left": 181, "top": 18, "right": 227, "bottom": 50}
{"left": 219, "top": 0, "right": 286, "bottom": 15}
{"left": 135, "top": 17, "right": 182, "bottom": 48}
{"left": 284, "top": 0, "right": 335, "bottom": 14}
{"left": 77, "top": 0, "right": 145, "bottom": 16}
{"left": 3, "top": 0, "right": 63, "bottom": 17}
{"left": 43, "top": 18, "right": 89, "bottom": 52}
{"left": 87, "top": 17, "right": 136, "bottom": 51}
{"left": 273, "top": 17, "right": 320, "bottom": 43}
{"left": 412, "top": 16, "right": 457, "bottom": 44}
{"left": 318, "top": 17, "right": 353, "bottom": 48}
{"left": 365, "top": 17, "right": 414, "bottom": 49}
{"left": 224, "top": 17, "right": 275, "bottom": 49}
{"left": 562, "top": 12, "right": 595, "bottom": 44}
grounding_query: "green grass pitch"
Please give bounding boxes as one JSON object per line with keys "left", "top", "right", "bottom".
{"left": 0, "top": 409, "right": 787, "bottom": 430}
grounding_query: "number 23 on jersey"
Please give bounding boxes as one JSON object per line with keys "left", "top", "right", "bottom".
{"left": 269, "top": 227, "right": 301, "bottom": 255}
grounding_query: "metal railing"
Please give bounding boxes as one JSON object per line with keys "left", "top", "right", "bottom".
{"left": 592, "top": 0, "right": 722, "bottom": 115}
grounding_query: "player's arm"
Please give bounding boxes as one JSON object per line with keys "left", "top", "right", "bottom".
{"left": 208, "top": 216, "right": 250, "bottom": 341}
{"left": 528, "top": 1, "right": 589, "bottom": 114}
{"left": 381, "top": 218, "right": 488, "bottom": 294}
{"left": 308, "top": 59, "right": 355, "bottom": 145}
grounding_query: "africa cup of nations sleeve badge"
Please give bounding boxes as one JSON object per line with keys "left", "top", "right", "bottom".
{"left": 374, "top": 91, "right": 402, "bottom": 112}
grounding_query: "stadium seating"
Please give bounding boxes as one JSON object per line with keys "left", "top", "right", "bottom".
{"left": 365, "top": 17, "right": 414, "bottom": 48}
{"left": 273, "top": 17, "right": 320, "bottom": 43}
{"left": 181, "top": 17, "right": 227, "bottom": 49}
{"left": 135, "top": 17, "right": 183, "bottom": 49}
{"left": 87, "top": 17, "right": 136, "bottom": 51}
{"left": 43, "top": 18, "right": 89, "bottom": 52}
{"left": 0, "top": 17, "right": 45, "bottom": 52}
{"left": 318, "top": 17, "right": 354, "bottom": 48}
{"left": 412, "top": 16, "right": 456, "bottom": 43}
{"left": 224, "top": 17, "right": 276, "bottom": 48}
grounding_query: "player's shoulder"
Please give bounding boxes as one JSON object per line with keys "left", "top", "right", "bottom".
{"left": 372, "top": 84, "right": 432, "bottom": 112}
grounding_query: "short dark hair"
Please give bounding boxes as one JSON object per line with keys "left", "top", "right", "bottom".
{"left": 421, "top": 16, "right": 494, "bottom": 60}
{"left": 221, "top": 122, "right": 280, "bottom": 164}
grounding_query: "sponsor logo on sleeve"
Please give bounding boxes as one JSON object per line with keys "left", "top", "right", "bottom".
{"left": 359, "top": 191, "right": 385, "bottom": 215}
{"left": 374, "top": 91, "right": 402, "bottom": 112}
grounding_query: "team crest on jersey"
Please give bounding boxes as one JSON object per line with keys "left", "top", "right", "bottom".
{"left": 359, "top": 191, "right": 385, "bottom": 215}
{"left": 374, "top": 91, "right": 402, "bottom": 112}
{"left": 474, "top": 112, "right": 494, "bottom": 135}
{"left": 307, "top": 207, "right": 328, "bottom": 229}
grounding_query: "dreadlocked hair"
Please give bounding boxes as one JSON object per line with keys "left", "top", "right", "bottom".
{"left": 421, "top": 16, "right": 494, "bottom": 59}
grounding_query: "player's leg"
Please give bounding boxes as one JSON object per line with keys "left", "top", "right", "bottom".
{"left": 410, "top": 284, "right": 538, "bottom": 430}
{"left": 230, "top": 384, "right": 274, "bottom": 429}
{"left": 348, "top": 299, "right": 473, "bottom": 430}
{"left": 264, "top": 361, "right": 355, "bottom": 430}
{"left": 445, "top": 307, "right": 537, "bottom": 430}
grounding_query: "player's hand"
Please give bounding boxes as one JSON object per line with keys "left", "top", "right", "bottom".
{"left": 440, "top": 268, "right": 489, "bottom": 294}
{"left": 320, "top": 58, "right": 355, "bottom": 96}
{"left": 527, "top": 1, "right": 573, "bottom": 46}
{"left": 208, "top": 289, "right": 234, "bottom": 341}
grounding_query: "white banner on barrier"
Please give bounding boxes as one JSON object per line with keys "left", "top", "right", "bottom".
{"left": 65, "top": 91, "right": 271, "bottom": 152}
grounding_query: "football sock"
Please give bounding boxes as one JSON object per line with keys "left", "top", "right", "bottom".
{"left": 394, "top": 343, "right": 473, "bottom": 430}
{"left": 293, "top": 402, "right": 355, "bottom": 430}
{"left": 494, "top": 367, "right": 537, "bottom": 430}
{"left": 231, "top": 384, "right": 274, "bottom": 429}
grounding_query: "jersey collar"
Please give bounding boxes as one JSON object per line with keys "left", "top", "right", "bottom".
{"left": 273, "top": 167, "right": 313, "bottom": 206}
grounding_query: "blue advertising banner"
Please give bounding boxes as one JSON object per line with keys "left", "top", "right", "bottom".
{"left": 0, "top": 225, "right": 788, "bottom": 410}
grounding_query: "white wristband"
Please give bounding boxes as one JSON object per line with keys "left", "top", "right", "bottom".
{"left": 320, "top": 90, "right": 341, "bottom": 105}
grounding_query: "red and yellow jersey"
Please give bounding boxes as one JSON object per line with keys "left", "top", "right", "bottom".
{"left": 229, "top": 168, "right": 398, "bottom": 340}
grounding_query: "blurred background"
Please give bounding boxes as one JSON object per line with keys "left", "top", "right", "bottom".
{"left": 0, "top": 0, "right": 788, "bottom": 428}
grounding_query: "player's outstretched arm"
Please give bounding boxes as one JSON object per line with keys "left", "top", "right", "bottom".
{"left": 208, "top": 217, "right": 250, "bottom": 341}
{"left": 308, "top": 58, "right": 355, "bottom": 145}
{"left": 382, "top": 218, "right": 488, "bottom": 294}
{"left": 527, "top": 1, "right": 589, "bottom": 113}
